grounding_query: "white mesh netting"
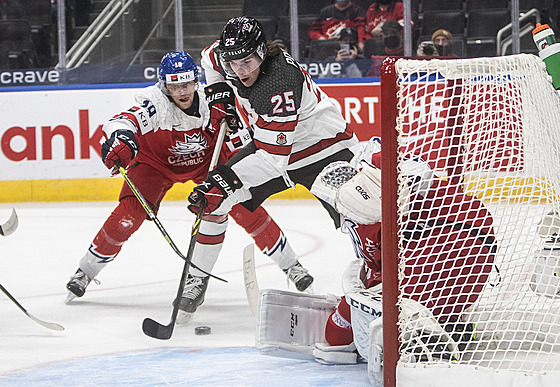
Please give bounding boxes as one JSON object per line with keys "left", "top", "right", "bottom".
{"left": 391, "top": 54, "right": 560, "bottom": 384}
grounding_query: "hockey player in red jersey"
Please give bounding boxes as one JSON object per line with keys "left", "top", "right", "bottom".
{"left": 189, "top": 16, "right": 358, "bottom": 235}
{"left": 313, "top": 137, "right": 496, "bottom": 355}
{"left": 65, "top": 51, "right": 314, "bottom": 318}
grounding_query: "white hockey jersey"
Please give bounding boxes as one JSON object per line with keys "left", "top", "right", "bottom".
{"left": 102, "top": 84, "right": 237, "bottom": 183}
{"left": 201, "top": 42, "right": 358, "bottom": 189}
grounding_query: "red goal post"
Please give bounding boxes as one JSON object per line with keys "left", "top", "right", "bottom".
{"left": 379, "top": 54, "right": 560, "bottom": 387}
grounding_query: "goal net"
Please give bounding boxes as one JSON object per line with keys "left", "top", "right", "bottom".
{"left": 379, "top": 54, "right": 560, "bottom": 387}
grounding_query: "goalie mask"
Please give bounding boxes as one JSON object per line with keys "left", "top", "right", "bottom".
{"left": 218, "top": 16, "right": 267, "bottom": 78}
{"left": 158, "top": 51, "right": 199, "bottom": 95}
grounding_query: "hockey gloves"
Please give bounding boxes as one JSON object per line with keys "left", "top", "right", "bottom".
{"left": 188, "top": 164, "right": 243, "bottom": 214}
{"left": 204, "top": 82, "right": 239, "bottom": 136}
{"left": 101, "top": 130, "right": 139, "bottom": 170}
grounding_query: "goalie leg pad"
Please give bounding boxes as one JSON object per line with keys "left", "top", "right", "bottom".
{"left": 256, "top": 289, "right": 339, "bottom": 359}
{"left": 538, "top": 210, "right": 560, "bottom": 238}
{"left": 530, "top": 241, "right": 560, "bottom": 298}
{"left": 346, "top": 288, "right": 383, "bottom": 360}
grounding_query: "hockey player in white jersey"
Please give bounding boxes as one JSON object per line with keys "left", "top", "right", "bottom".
{"left": 65, "top": 51, "right": 314, "bottom": 320}
{"left": 189, "top": 16, "right": 358, "bottom": 233}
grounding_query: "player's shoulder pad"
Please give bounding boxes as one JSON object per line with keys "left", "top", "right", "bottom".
{"left": 243, "top": 52, "right": 304, "bottom": 117}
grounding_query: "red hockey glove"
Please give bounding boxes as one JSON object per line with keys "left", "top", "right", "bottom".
{"left": 204, "top": 82, "right": 239, "bottom": 136}
{"left": 188, "top": 164, "right": 243, "bottom": 214}
{"left": 101, "top": 130, "right": 139, "bottom": 170}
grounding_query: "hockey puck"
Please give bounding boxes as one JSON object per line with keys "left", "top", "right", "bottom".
{"left": 194, "top": 326, "right": 211, "bottom": 335}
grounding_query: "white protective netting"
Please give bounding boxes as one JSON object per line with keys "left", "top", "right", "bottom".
{"left": 392, "top": 54, "right": 560, "bottom": 385}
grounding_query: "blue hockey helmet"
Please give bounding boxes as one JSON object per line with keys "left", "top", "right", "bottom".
{"left": 158, "top": 51, "right": 198, "bottom": 85}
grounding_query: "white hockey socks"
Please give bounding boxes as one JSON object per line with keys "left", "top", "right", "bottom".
{"left": 189, "top": 215, "right": 228, "bottom": 277}
{"left": 79, "top": 247, "right": 112, "bottom": 279}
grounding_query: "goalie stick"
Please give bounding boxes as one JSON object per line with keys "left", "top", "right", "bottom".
{"left": 141, "top": 120, "right": 229, "bottom": 340}
{"left": 243, "top": 244, "right": 260, "bottom": 316}
{"left": 0, "top": 208, "right": 18, "bottom": 237}
{"left": 0, "top": 283, "right": 64, "bottom": 331}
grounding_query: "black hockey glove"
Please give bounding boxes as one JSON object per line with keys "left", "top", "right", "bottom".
{"left": 101, "top": 130, "right": 139, "bottom": 170}
{"left": 205, "top": 82, "right": 239, "bottom": 136}
{"left": 188, "top": 164, "right": 243, "bottom": 214}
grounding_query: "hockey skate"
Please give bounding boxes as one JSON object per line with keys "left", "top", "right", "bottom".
{"left": 175, "top": 274, "right": 209, "bottom": 324}
{"left": 283, "top": 262, "right": 314, "bottom": 292}
{"left": 65, "top": 269, "right": 99, "bottom": 304}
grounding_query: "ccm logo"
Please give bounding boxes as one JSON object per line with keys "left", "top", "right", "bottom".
{"left": 355, "top": 185, "right": 370, "bottom": 200}
{"left": 290, "top": 312, "right": 298, "bottom": 337}
{"left": 349, "top": 297, "right": 382, "bottom": 318}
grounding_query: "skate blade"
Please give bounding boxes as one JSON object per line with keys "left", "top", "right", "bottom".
{"left": 176, "top": 311, "right": 194, "bottom": 325}
{"left": 64, "top": 292, "right": 77, "bottom": 304}
{"left": 304, "top": 285, "right": 315, "bottom": 295}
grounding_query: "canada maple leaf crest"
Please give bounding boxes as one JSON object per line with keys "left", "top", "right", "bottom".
{"left": 169, "top": 133, "right": 208, "bottom": 156}
{"left": 276, "top": 133, "right": 287, "bottom": 145}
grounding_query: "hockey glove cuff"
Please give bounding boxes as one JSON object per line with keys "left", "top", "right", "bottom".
{"left": 204, "top": 82, "right": 239, "bottom": 136}
{"left": 101, "top": 130, "right": 139, "bottom": 170}
{"left": 188, "top": 164, "right": 243, "bottom": 214}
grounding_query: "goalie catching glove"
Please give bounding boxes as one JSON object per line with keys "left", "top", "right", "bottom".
{"left": 205, "top": 82, "right": 239, "bottom": 136}
{"left": 101, "top": 130, "right": 139, "bottom": 170}
{"left": 188, "top": 164, "right": 243, "bottom": 214}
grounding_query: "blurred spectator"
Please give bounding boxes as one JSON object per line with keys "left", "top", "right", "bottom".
{"left": 365, "top": 19, "right": 403, "bottom": 77}
{"left": 322, "top": 27, "right": 370, "bottom": 78}
{"left": 365, "top": 0, "right": 404, "bottom": 39}
{"left": 417, "top": 29, "right": 456, "bottom": 57}
{"left": 309, "top": 0, "right": 366, "bottom": 52}
{"left": 380, "top": 19, "right": 404, "bottom": 56}
{"left": 431, "top": 29, "right": 455, "bottom": 57}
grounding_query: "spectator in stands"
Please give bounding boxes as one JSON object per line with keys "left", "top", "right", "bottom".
{"left": 308, "top": 0, "right": 367, "bottom": 52}
{"left": 380, "top": 19, "right": 404, "bottom": 56}
{"left": 417, "top": 29, "right": 455, "bottom": 57}
{"left": 365, "top": 20, "right": 403, "bottom": 77}
{"left": 365, "top": 0, "right": 404, "bottom": 39}
{"left": 322, "top": 27, "right": 370, "bottom": 78}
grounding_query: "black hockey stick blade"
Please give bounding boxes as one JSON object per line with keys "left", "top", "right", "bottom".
{"left": 0, "top": 208, "right": 18, "bottom": 237}
{"left": 142, "top": 317, "right": 174, "bottom": 340}
{"left": 0, "top": 283, "right": 64, "bottom": 331}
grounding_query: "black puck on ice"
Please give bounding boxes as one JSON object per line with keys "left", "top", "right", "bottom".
{"left": 194, "top": 326, "right": 211, "bottom": 335}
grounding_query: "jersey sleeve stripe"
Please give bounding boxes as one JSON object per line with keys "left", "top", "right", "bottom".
{"left": 288, "top": 124, "right": 354, "bottom": 164}
{"left": 255, "top": 117, "right": 297, "bottom": 132}
{"left": 254, "top": 139, "right": 292, "bottom": 156}
{"left": 110, "top": 112, "right": 140, "bottom": 129}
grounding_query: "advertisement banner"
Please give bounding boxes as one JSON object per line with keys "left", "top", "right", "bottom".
{"left": 0, "top": 81, "right": 379, "bottom": 201}
{"left": 0, "top": 82, "right": 380, "bottom": 181}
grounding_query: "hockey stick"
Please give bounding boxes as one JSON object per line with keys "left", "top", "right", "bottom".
{"left": 118, "top": 166, "right": 226, "bottom": 283}
{"left": 0, "top": 208, "right": 18, "bottom": 237}
{"left": 142, "top": 121, "right": 229, "bottom": 340}
{"left": 242, "top": 243, "right": 260, "bottom": 316}
{"left": 0, "top": 283, "right": 64, "bottom": 331}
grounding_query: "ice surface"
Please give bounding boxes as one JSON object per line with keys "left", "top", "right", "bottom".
{"left": 0, "top": 200, "right": 366, "bottom": 385}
